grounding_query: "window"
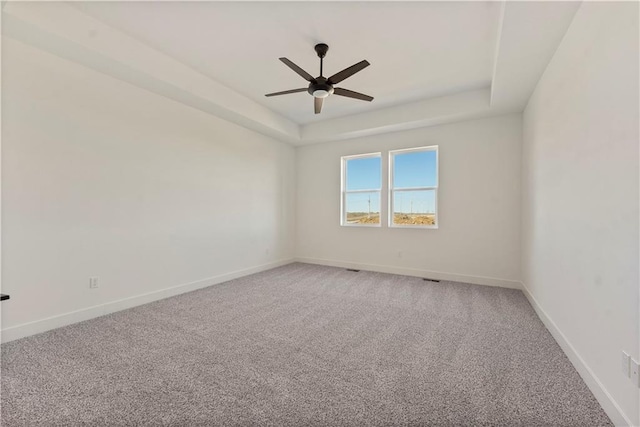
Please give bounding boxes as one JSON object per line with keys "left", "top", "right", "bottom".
{"left": 341, "top": 153, "right": 381, "bottom": 226}
{"left": 389, "top": 146, "right": 438, "bottom": 228}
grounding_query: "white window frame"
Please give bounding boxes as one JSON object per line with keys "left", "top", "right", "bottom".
{"left": 340, "top": 152, "right": 382, "bottom": 227}
{"left": 388, "top": 145, "right": 438, "bottom": 229}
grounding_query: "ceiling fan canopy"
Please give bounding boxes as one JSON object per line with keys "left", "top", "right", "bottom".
{"left": 266, "top": 43, "right": 373, "bottom": 114}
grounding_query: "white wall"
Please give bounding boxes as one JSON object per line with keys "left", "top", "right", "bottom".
{"left": 1, "top": 37, "right": 295, "bottom": 339}
{"left": 296, "top": 114, "right": 522, "bottom": 287}
{"left": 521, "top": 2, "right": 639, "bottom": 425}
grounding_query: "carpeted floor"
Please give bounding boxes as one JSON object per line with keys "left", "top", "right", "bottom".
{"left": 2, "top": 263, "right": 611, "bottom": 426}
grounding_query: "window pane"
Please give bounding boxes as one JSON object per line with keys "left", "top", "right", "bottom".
{"left": 393, "top": 150, "right": 437, "bottom": 188}
{"left": 346, "top": 156, "right": 381, "bottom": 191}
{"left": 392, "top": 190, "right": 436, "bottom": 226}
{"left": 345, "top": 192, "right": 380, "bottom": 224}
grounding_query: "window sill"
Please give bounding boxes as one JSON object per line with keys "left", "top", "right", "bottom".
{"left": 389, "top": 224, "right": 438, "bottom": 230}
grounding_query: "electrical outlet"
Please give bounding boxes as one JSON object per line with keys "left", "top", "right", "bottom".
{"left": 631, "top": 358, "right": 640, "bottom": 388}
{"left": 89, "top": 277, "right": 99, "bottom": 289}
{"left": 622, "top": 351, "right": 631, "bottom": 377}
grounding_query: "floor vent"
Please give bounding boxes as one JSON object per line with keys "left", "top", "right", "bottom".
{"left": 346, "top": 269, "right": 361, "bottom": 272}
{"left": 423, "top": 278, "right": 440, "bottom": 283}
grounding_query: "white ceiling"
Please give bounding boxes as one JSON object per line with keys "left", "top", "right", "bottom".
{"left": 2, "top": 1, "right": 581, "bottom": 145}
{"left": 72, "top": 1, "right": 501, "bottom": 125}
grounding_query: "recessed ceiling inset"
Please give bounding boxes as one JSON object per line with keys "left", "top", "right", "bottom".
{"left": 265, "top": 43, "right": 373, "bottom": 115}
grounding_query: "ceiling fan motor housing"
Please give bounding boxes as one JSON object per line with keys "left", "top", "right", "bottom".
{"left": 308, "top": 77, "right": 334, "bottom": 98}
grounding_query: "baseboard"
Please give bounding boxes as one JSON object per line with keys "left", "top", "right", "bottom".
{"left": 1, "top": 259, "right": 295, "bottom": 344}
{"left": 520, "top": 281, "right": 633, "bottom": 427}
{"left": 294, "top": 257, "right": 521, "bottom": 289}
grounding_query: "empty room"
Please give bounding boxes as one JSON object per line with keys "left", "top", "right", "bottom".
{"left": 1, "top": 1, "right": 638, "bottom": 425}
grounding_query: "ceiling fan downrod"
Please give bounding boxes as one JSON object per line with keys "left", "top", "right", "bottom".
{"left": 315, "top": 43, "right": 329, "bottom": 77}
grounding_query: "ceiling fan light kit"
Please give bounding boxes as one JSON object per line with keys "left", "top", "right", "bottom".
{"left": 265, "top": 43, "right": 373, "bottom": 114}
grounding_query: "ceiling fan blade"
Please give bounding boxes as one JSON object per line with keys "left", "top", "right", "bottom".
{"left": 314, "top": 97, "right": 323, "bottom": 114}
{"left": 265, "top": 88, "right": 308, "bottom": 97}
{"left": 279, "top": 58, "right": 314, "bottom": 82}
{"left": 333, "top": 87, "right": 374, "bottom": 102}
{"left": 328, "top": 60, "right": 370, "bottom": 84}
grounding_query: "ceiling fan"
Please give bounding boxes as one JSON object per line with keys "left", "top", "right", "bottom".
{"left": 265, "top": 43, "right": 373, "bottom": 114}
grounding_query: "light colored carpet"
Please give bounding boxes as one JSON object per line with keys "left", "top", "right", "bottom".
{"left": 2, "top": 263, "right": 611, "bottom": 426}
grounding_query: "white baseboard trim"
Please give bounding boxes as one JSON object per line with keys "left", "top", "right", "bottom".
{"left": 294, "top": 257, "right": 521, "bottom": 289}
{"left": 520, "top": 282, "right": 633, "bottom": 427}
{"left": 1, "top": 259, "right": 294, "bottom": 344}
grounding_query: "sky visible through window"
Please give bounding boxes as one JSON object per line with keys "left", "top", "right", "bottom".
{"left": 393, "top": 150, "right": 437, "bottom": 188}
{"left": 345, "top": 151, "right": 437, "bottom": 214}
{"left": 345, "top": 157, "right": 381, "bottom": 191}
